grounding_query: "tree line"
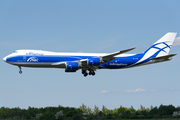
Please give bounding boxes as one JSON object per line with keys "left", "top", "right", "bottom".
{"left": 0, "top": 104, "right": 180, "bottom": 120}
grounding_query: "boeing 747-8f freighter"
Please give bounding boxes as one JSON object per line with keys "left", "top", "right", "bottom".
{"left": 3, "top": 32, "right": 177, "bottom": 77}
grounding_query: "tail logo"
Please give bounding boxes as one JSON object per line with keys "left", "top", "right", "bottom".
{"left": 129, "top": 42, "right": 172, "bottom": 66}
{"left": 144, "top": 42, "right": 171, "bottom": 57}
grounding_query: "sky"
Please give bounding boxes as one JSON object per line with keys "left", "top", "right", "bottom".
{"left": 0, "top": 0, "right": 180, "bottom": 110}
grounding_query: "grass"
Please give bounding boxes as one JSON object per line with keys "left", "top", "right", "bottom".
{"left": 103, "top": 118, "right": 180, "bottom": 120}
{"left": 0, "top": 118, "right": 180, "bottom": 120}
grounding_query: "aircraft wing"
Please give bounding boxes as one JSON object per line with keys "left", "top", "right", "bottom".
{"left": 80, "top": 47, "right": 136, "bottom": 66}
{"left": 101, "top": 47, "right": 136, "bottom": 62}
{"left": 52, "top": 47, "right": 136, "bottom": 70}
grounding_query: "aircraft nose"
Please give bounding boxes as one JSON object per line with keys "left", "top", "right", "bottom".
{"left": 3, "top": 57, "right": 6, "bottom": 62}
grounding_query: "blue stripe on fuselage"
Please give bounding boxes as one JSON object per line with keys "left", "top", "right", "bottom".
{"left": 7, "top": 53, "right": 145, "bottom": 69}
{"left": 100, "top": 53, "right": 144, "bottom": 69}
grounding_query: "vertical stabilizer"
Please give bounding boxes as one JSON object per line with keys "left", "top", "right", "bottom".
{"left": 130, "top": 32, "right": 177, "bottom": 66}
{"left": 144, "top": 32, "right": 177, "bottom": 58}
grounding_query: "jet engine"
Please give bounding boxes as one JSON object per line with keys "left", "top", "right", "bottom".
{"left": 87, "top": 58, "right": 101, "bottom": 66}
{"left": 65, "top": 62, "right": 79, "bottom": 72}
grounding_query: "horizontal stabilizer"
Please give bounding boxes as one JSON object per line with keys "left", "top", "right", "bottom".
{"left": 150, "top": 54, "right": 177, "bottom": 60}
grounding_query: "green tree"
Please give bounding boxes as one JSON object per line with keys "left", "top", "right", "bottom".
{"left": 150, "top": 105, "right": 153, "bottom": 110}
{"left": 129, "top": 105, "right": 136, "bottom": 114}
{"left": 93, "top": 105, "right": 100, "bottom": 115}
{"left": 106, "top": 113, "right": 113, "bottom": 119}
{"left": 117, "top": 105, "right": 126, "bottom": 114}
{"left": 79, "top": 103, "right": 88, "bottom": 115}
{"left": 140, "top": 105, "right": 145, "bottom": 111}
{"left": 87, "top": 106, "right": 92, "bottom": 115}
{"left": 149, "top": 106, "right": 160, "bottom": 118}
{"left": 55, "top": 110, "right": 63, "bottom": 119}
{"left": 158, "top": 104, "right": 176, "bottom": 116}
{"left": 102, "top": 105, "right": 108, "bottom": 115}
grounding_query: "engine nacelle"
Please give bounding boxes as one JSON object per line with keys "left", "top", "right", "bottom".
{"left": 65, "top": 69, "right": 77, "bottom": 72}
{"left": 87, "top": 58, "right": 101, "bottom": 66}
{"left": 65, "top": 62, "right": 79, "bottom": 72}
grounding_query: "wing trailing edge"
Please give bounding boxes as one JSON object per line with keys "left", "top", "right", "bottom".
{"left": 101, "top": 47, "right": 136, "bottom": 62}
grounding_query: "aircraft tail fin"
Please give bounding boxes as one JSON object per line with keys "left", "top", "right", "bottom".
{"left": 144, "top": 32, "right": 177, "bottom": 58}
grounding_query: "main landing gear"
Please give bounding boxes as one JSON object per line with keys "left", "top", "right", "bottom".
{"left": 18, "top": 66, "right": 22, "bottom": 74}
{"left": 82, "top": 69, "right": 96, "bottom": 77}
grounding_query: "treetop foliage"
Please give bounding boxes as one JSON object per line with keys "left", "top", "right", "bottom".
{"left": 0, "top": 104, "right": 179, "bottom": 120}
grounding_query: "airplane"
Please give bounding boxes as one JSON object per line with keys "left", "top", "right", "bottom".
{"left": 3, "top": 32, "right": 177, "bottom": 77}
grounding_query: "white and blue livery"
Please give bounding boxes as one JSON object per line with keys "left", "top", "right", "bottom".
{"left": 3, "top": 32, "right": 177, "bottom": 77}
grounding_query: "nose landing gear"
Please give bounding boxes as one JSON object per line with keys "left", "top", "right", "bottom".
{"left": 18, "top": 66, "right": 22, "bottom": 74}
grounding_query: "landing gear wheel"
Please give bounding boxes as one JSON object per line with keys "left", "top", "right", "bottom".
{"left": 89, "top": 70, "right": 95, "bottom": 76}
{"left": 82, "top": 69, "right": 96, "bottom": 77}
{"left": 84, "top": 73, "right": 88, "bottom": 77}
{"left": 92, "top": 72, "right": 95, "bottom": 76}
{"left": 82, "top": 70, "right": 86, "bottom": 74}
{"left": 89, "top": 72, "right": 92, "bottom": 75}
{"left": 82, "top": 70, "right": 88, "bottom": 77}
{"left": 18, "top": 66, "right": 22, "bottom": 74}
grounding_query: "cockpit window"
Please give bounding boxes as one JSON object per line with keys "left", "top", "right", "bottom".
{"left": 14, "top": 51, "right": 18, "bottom": 53}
